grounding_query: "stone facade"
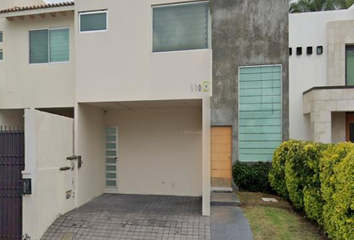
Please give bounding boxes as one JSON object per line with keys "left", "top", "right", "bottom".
{"left": 303, "top": 88, "right": 354, "bottom": 142}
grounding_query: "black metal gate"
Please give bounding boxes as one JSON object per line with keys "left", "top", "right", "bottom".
{"left": 0, "top": 127, "right": 24, "bottom": 240}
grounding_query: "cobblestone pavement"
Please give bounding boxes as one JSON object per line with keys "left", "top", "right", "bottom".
{"left": 42, "top": 194, "right": 210, "bottom": 240}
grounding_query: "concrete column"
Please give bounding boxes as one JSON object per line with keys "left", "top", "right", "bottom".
{"left": 202, "top": 97, "right": 211, "bottom": 216}
{"left": 310, "top": 111, "right": 332, "bottom": 143}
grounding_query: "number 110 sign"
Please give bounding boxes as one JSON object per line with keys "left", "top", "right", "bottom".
{"left": 191, "top": 81, "right": 210, "bottom": 93}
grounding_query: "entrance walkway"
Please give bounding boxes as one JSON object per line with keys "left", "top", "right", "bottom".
{"left": 41, "top": 194, "right": 210, "bottom": 240}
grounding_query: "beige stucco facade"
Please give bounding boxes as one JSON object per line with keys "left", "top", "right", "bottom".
{"left": 0, "top": 7, "right": 75, "bottom": 109}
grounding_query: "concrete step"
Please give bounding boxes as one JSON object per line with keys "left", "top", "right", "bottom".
{"left": 211, "top": 191, "right": 241, "bottom": 207}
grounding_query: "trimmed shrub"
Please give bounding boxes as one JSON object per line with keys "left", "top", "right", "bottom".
{"left": 269, "top": 140, "right": 293, "bottom": 199}
{"left": 232, "top": 161, "right": 272, "bottom": 193}
{"left": 320, "top": 143, "right": 354, "bottom": 240}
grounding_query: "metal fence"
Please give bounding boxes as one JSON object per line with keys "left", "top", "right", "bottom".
{"left": 0, "top": 126, "right": 24, "bottom": 240}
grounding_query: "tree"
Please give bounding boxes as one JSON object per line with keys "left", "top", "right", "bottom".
{"left": 289, "top": 0, "right": 354, "bottom": 13}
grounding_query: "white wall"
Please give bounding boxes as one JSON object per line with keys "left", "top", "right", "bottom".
{"left": 75, "top": 0, "right": 212, "bottom": 103}
{"left": 76, "top": 104, "right": 105, "bottom": 207}
{"left": 0, "top": 12, "right": 75, "bottom": 109}
{"left": 289, "top": 9, "right": 354, "bottom": 140}
{"left": 23, "top": 109, "right": 75, "bottom": 240}
{"left": 104, "top": 106, "right": 203, "bottom": 196}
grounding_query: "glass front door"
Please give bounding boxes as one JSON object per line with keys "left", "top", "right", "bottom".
{"left": 105, "top": 126, "right": 118, "bottom": 193}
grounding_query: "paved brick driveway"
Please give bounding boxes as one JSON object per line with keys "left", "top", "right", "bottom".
{"left": 42, "top": 194, "right": 210, "bottom": 240}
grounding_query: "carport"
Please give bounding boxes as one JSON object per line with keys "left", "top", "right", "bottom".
{"left": 75, "top": 99, "right": 211, "bottom": 216}
{"left": 42, "top": 194, "right": 210, "bottom": 240}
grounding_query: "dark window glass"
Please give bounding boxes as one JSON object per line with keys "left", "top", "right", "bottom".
{"left": 289, "top": 48, "right": 292, "bottom": 56}
{"left": 307, "top": 47, "right": 313, "bottom": 55}
{"left": 296, "top": 47, "right": 302, "bottom": 56}
{"left": 350, "top": 123, "right": 354, "bottom": 142}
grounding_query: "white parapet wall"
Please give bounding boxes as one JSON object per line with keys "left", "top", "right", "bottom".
{"left": 23, "top": 109, "right": 76, "bottom": 240}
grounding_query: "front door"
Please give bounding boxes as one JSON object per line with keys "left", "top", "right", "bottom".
{"left": 211, "top": 127, "right": 232, "bottom": 190}
{"left": 346, "top": 113, "right": 354, "bottom": 142}
{"left": 105, "top": 126, "right": 118, "bottom": 193}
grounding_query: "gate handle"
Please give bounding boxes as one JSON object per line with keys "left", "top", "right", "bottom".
{"left": 59, "top": 166, "right": 71, "bottom": 171}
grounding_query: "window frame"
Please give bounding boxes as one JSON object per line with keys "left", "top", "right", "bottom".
{"left": 345, "top": 45, "right": 354, "bottom": 86}
{"left": 79, "top": 10, "right": 109, "bottom": 33}
{"left": 29, "top": 27, "right": 70, "bottom": 65}
{"left": 151, "top": 1, "right": 211, "bottom": 54}
{"left": 237, "top": 64, "right": 283, "bottom": 162}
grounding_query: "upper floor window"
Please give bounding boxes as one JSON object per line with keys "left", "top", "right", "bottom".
{"left": 0, "top": 32, "right": 3, "bottom": 43}
{"left": 346, "top": 46, "right": 354, "bottom": 86}
{"left": 0, "top": 49, "right": 3, "bottom": 61}
{"left": 79, "top": 11, "right": 108, "bottom": 33}
{"left": 29, "top": 28, "right": 69, "bottom": 64}
{"left": 152, "top": 2, "right": 210, "bottom": 53}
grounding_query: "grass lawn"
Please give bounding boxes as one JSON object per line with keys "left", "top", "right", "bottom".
{"left": 238, "top": 191, "right": 328, "bottom": 240}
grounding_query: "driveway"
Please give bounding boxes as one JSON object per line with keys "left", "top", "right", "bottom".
{"left": 42, "top": 194, "right": 211, "bottom": 240}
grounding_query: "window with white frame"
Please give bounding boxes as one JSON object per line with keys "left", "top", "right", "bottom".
{"left": 79, "top": 11, "right": 108, "bottom": 32}
{"left": 0, "top": 32, "right": 3, "bottom": 43}
{"left": 29, "top": 28, "right": 69, "bottom": 64}
{"left": 0, "top": 49, "right": 3, "bottom": 61}
{"left": 152, "top": 1, "right": 210, "bottom": 53}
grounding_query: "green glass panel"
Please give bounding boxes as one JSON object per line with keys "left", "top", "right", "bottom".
{"left": 0, "top": 51, "right": 3, "bottom": 60}
{"left": 239, "top": 118, "right": 281, "bottom": 127}
{"left": 106, "top": 180, "right": 116, "bottom": 187}
{"left": 30, "top": 30, "right": 49, "bottom": 64}
{"left": 50, "top": 29, "right": 69, "bottom": 62}
{"left": 105, "top": 127, "right": 116, "bottom": 135}
{"left": 239, "top": 154, "right": 273, "bottom": 162}
{"left": 106, "top": 136, "right": 116, "bottom": 142}
{"left": 346, "top": 47, "right": 354, "bottom": 86}
{"left": 106, "top": 173, "right": 116, "bottom": 179}
{"left": 239, "top": 65, "right": 282, "bottom": 162}
{"left": 239, "top": 126, "right": 281, "bottom": 134}
{"left": 0, "top": 32, "right": 3, "bottom": 42}
{"left": 80, "top": 12, "right": 107, "bottom": 32}
{"left": 106, "top": 158, "right": 116, "bottom": 164}
{"left": 153, "top": 2, "right": 209, "bottom": 52}
{"left": 106, "top": 150, "right": 116, "bottom": 156}
{"left": 239, "top": 133, "right": 282, "bottom": 141}
{"left": 106, "top": 165, "right": 116, "bottom": 171}
{"left": 106, "top": 143, "right": 116, "bottom": 149}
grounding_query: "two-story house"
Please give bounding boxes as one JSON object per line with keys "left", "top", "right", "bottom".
{"left": 289, "top": 5, "right": 354, "bottom": 143}
{"left": 0, "top": 0, "right": 288, "bottom": 239}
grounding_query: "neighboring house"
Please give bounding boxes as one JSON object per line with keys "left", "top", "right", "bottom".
{"left": 289, "top": 5, "right": 354, "bottom": 143}
{"left": 0, "top": 0, "right": 288, "bottom": 239}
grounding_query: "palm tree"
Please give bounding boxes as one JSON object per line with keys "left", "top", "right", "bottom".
{"left": 289, "top": 0, "right": 354, "bottom": 13}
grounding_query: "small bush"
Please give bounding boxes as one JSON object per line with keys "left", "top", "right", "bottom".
{"left": 269, "top": 141, "right": 293, "bottom": 199}
{"left": 232, "top": 161, "right": 272, "bottom": 193}
{"left": 320, "top": 143, "right": 354, "bottom": 239}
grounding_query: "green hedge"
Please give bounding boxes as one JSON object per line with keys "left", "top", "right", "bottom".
{"left": 269, "top": 141, "right": 354, "bottom": 240}
{"left": 232, "top": 162, "right": 272, "bottom": 193}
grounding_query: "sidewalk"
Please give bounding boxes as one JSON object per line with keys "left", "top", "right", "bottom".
{"left": 211, "top": 192, "right": 254, "bottom": 240}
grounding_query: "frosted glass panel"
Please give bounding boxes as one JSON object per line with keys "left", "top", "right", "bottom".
{"left": 239, "top": 65, "right": 282, "bottom": 162}
{"left": 50, "top": 29, "right": 69, "bottom": 62}
{"left": 153, "top": 2, "right": 209, "bottom": 52}
{"left": 30, "top": 30, "right": 49, "bottom": 64}
{"left": 80, "top": 12, "right": 107, "bottom": 32}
